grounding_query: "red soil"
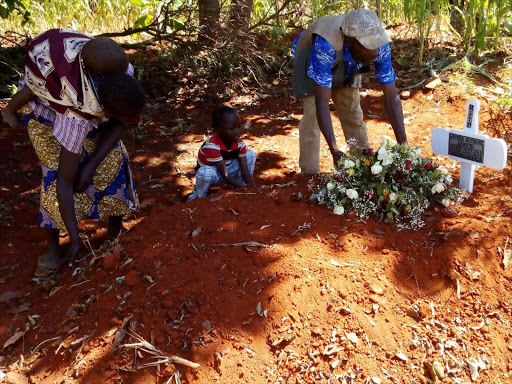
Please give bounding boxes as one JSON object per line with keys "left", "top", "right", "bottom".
{"left": 0, "top": 84, "right": 511, "bottom": 384}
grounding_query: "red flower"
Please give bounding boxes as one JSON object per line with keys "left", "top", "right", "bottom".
{"left": 424, "top": 162, "right": 433, "bottom": 170}
{"left": 336, "top": 174, "right": 344, "bottom": 182}
{"left": 405, "top": 160, "right": 412, "bottom": 170}
{"left": 392, "top": 170, "right": 404, "bottom": 181}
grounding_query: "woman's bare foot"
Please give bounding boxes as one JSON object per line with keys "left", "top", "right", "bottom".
{"left": 35, "top": 229, "right": 63, "bottom": 278}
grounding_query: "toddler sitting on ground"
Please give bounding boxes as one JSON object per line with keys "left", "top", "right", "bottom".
{"left": 189, "top": 106, "right": 256, "bottom": 199}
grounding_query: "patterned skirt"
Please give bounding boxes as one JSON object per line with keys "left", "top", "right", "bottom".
{"left": 24, "top": 110, "right": 138, "bottom": 231}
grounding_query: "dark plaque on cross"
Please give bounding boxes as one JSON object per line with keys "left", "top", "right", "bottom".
{"left": 448, "top": 133, "right": 485, "bottom": 164}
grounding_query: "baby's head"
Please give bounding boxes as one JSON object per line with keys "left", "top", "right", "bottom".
{"left": 82, "top": 37, "right": 129, "bottom": 76}
{"left": 212, "top": 106, "right": 241, "bottom": 145}
{"left": 98, "top": 72, "right": 146, "bottom": 125}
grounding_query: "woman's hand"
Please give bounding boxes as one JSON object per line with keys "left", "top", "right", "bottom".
{"left": 1, "top": 108, "right": 24, "bottom": 130}
{"left": 1, "top": 87, "right": 35, "bottom": 129}
{"left": 66, "top": 241, "right": 81, "bottom": 266}
{"left": 74, "top": 163, "right": 95, "bottom": 193}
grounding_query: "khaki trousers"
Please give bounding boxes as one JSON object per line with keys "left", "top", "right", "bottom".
{"left": 298, "top": 87, "right": 369, "bottom": 174}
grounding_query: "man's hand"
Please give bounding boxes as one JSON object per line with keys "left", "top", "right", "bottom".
{"left": 74, "top": 163, "right": 95, "bottom": 193}
{"left": 332, "top": 149, "right": 344, "bottom": 168}
{"left": 314, "top": 84, "right": 340, "bottom": 159}
{"left": 1, "top": 108, "right": 24, "bottom": 130}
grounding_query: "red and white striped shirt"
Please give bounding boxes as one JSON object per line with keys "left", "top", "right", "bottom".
{"left": 197, "top": 134, "right": 247, "bottom": 166}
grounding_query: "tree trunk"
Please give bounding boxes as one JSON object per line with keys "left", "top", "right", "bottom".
{"left": 229, "top": 0, "right": 254, "bottom": 31}
{"left": 376, "top": 0, "right": 382, "bottom": 19}
{"left": 198, "top": 0, "right": 220, "bottom": 43}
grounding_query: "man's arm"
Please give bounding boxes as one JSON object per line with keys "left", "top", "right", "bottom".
{"left": 314, "top": 84, "right": 343, "bottom": 165}
{"left": 74, "top": 119, "right": 123, "bottom": 193}
{"left": 214, "top": 160, "right": 245, "bottom": 188}
{"left": 373, "top": 44, "right": 408, "bottom": 145}
{"left": 57, "top": 148, "right": 81, "bottom": 263}
{"left": 238, "top": 156, "right": 255, "bottom": 185}
{"left": 381, "top": 82, "right": 408, "bottom": 145}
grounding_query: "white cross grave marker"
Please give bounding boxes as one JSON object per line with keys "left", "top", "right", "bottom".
{"left": 431, "top": 100, "right": 507, "bottom": 193}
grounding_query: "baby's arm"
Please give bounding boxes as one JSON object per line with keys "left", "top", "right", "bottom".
{"left": 215, "top": 160, "right": 245, "bottom": 188}
{"left": 1, "top": 86, "right": 35, "bottom": 129}
{"left": 238, "top": 156, "right": 255, "bottom": 185}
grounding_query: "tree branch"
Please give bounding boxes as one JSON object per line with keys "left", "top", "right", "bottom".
{"left": 96, "top": 24, "right": 158, "bottom": 38}
{"left": 248, "top": 0, "right": 293, "bottom": 31}
{"left": 119, "top": 37, "right": 159, "bottom": 49}
{"left": 93, "top": 1, "right": 198, "bottom": 45}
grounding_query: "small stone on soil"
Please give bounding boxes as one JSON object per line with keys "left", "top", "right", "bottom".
{"left": 125, "top": 270, "right": 140, "bottom": 287}
{"left": 103, "top": 252, "right": 121, "bottom": 271}
{"left": 370, "top": 284, "right": 384, "bottom": 295}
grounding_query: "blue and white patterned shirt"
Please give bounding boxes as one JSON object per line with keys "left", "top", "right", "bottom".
{"left": 292, "top": 33, "right": 396, "bottom": 88}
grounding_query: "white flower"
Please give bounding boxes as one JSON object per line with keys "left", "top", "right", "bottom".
{"left": 371, "top": 162, "right": 383, "bottom": 175}
{"left": 445, "top": 175, "right": 453, "bottom": 184}
{"left": 382, "top": 135, "right": 394, "bottom": 147}
{"left": 344, "top": 159, "right": 355, "bottom": 169}
{"left": 431, "top": 183, "right": 446, "bottom": 194}
{"left": 339, "top": 144, "right": 349, "bottom": 153}
{"left": 333, "top": 205, "right": 345, "bottom": 215}
{"left": 413, "top": 148, "right": 422, "bottom": 157}
{"left": 377, "top": 146, "right": 394, "bottom": 166}
{"left": 327, "top": 182, "right": 335, "bottom": 191}
{"left": 389, "top": 192, "right": 397, "bottom": 203}
{"left": 441, "top": 198, "right": 450, "bottom": 207}
{"left": 346, "top": 189, "right": 359, "bottom": 200}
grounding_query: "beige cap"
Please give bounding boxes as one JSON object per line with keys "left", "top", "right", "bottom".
{"left": 342, "top": 9, "right": 391, "bottom": 50}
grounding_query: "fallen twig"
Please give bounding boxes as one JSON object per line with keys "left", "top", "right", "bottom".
{"left": 31, "top": 336, "right": 62, "bottom": 354}
{"left": 214, "top": 241, "right": 267, "bottom": 248}
{"left": 182, "top": 208, "right": 196, "bottom": 223}
{"left": 122, "top": 330, "right": 200, "bottom": 369}
{"left": 260, "top": 181, "right": 296, "bottom": 190}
